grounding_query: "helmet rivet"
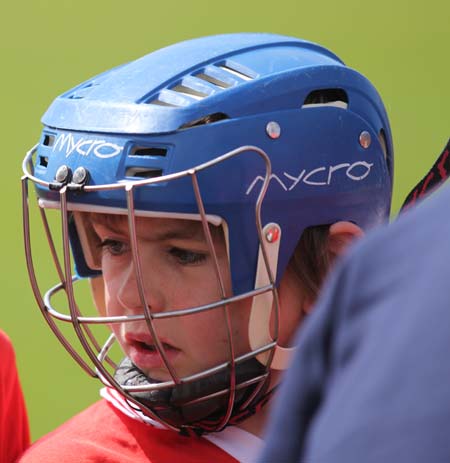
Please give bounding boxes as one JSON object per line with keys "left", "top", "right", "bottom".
{"left": 359, "top": 131, "right": 371, "bottom": 149}
{"left": 55, "top": 165, "right": 71, "bottom": 183}
{"left": 265, "top": 226, "right": 280, "bottom": 243}
{"left": 266, "top": 121, "right": 281, "bottom": 139}
{"left": 72, "top": 166, "right": 89, "bottom": 185}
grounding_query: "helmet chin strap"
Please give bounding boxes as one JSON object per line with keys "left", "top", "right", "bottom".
{"left": 114, "top": 356, "right": 270, "bottom": 434}
{"left": 249, "top": 223, "right": 294, "bottom": 370}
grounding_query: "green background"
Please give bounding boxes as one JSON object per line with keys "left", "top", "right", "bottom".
{"left": 1, "top": 0, "right": 448, "bottom": 441}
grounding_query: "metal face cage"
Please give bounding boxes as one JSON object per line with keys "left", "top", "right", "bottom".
{"left": 21, "top": 143, "right": 281, "bottom": 433}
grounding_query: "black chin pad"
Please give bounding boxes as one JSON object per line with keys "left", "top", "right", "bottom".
{"left": 114, "top": 357, "right": 267, "bottom": 428}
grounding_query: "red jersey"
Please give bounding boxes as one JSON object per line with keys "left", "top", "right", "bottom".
{"left": 18, "top": 399, "right": 242, "bottom": 463}
{"left": 0, "top": 330, "right": 30, "bottom": 463}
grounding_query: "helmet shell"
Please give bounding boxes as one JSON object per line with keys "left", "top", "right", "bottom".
{"left": 34, "top": 33, "right": 393, "bottom": 295}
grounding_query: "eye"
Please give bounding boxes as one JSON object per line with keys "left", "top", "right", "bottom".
{"left": 169, "top": 247, "right": 207, "bottom": 265}
{"left": 100, "top": 239, "right": 129, "bottom": 256}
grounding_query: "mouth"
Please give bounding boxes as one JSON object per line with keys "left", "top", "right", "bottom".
{"left": 132, "top": 340, "right": 178, "bottom": 353}
{"left": 125, "top": 335, "right": 181, "bottom": 372}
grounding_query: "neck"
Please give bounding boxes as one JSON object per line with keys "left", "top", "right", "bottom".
{"left": 235, "top": 405, "right": 271, "bottom": 437}
{"left": 235, "top": 370, "right": 283, "bottom": 437}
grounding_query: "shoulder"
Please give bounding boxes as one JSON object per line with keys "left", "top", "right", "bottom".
{"left": 297, "top": 187, "right": 450, "bottom": 462}
{"left": 18, "top": 400, "right": 141, "bottom": 463}
{"left": 356, "top": 185, "right": 450, "bottom": 270}
{"left": 0, "top": 329, "right": 18, "bottom": 382}
{"left": 0, "top": 329, "right": 14, "bottom": 359}
{"left": 319, "top": 185, "right": 450, "bottom": 322}
{"left": 18, "top": 400, "right": 239, "bottom": 463}
{"left": 310, "top": 186, "right": 450, "bottom": 370}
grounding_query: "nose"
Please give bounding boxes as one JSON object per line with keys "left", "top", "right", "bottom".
{"left": 116, "top": 261, "right": 162, "bottom": 315}
{"left": 116, "top": 262, "right": 143, "bottom": 313}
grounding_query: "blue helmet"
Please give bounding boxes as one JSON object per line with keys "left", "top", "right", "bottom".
{"left": 22, "top": 33, "right": 393, "bottom": 433}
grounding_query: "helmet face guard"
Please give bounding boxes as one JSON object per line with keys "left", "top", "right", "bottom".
{"left": 22, "top": 33, "right": 393, "bottom": 433}
{"left": 23, "top": 144, "right": 281, "bottom": 433}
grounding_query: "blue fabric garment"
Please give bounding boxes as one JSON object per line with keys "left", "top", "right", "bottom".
{"left": 259, "top": 186, "right": 450, "bottom": 463}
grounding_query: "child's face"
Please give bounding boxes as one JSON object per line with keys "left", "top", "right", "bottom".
{"left": 88, "top": 214, "right": 252, "bottom": 381}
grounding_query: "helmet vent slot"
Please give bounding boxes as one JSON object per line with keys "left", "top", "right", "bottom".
{"left": 148, "top": 99, "right": 179, "bottom": 107}
{"left": 131, "top": 147, "right": 167, "bottom": 157}
{"left": 171, "top": 85, "right": 208, "bottom": 100}
{"left": 65, "top": 81, "right": 99, "bottom": 100}
{"left": 179, "top": 112, "right": 229, "bottom": 129}
{"left": 218, "top": 64, "right": 254, "bottom": 81}
{"left": 125, "top": 167, "right": 163, "bottom": 178}
{"left": 43, "top": 134, "right": 55, "bottom": 147}
{"left": 39, "top": 156, "right": 49, "bottom": 168}
{"left": 195, "top": 73, "right": 232, "bottom": 89}
{"left": 146, "top": 61, "right": 256, "bottom": 107}
{"left": 302, "top": 89, "right": 348, "bottom": 109}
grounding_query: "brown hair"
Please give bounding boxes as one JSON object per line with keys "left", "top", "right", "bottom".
{"left": 286, "top": 225, "right": 331, "bottom": 304}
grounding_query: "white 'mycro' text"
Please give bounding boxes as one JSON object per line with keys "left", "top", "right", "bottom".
{"left": 52, "top": 133, "right": 123, "bottom": 159}
{"left": 246, "top": 161, "right": 374, "bottom": 195}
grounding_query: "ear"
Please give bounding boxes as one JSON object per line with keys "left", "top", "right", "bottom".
{"left": 327, "top": 221, "right": 364, "bottom": 259}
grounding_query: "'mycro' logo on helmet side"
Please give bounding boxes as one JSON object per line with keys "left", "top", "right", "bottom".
{"left": 246, "top": 161, "right": 373, "bottom": 195}
{"left": 52, "top": 133, "right": 123, "bottom": 159}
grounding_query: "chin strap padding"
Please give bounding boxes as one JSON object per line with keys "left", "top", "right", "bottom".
{"left": 248, "top": 223, "right": 294, "bottom": 370}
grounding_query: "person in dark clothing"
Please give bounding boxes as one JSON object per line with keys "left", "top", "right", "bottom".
{"left": 259, "top": 162, "right": 450, "bottom": 463}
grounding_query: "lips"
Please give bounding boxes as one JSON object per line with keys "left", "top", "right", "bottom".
{"left": 125, "top": 333, "right": 181, "bottom": 371}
